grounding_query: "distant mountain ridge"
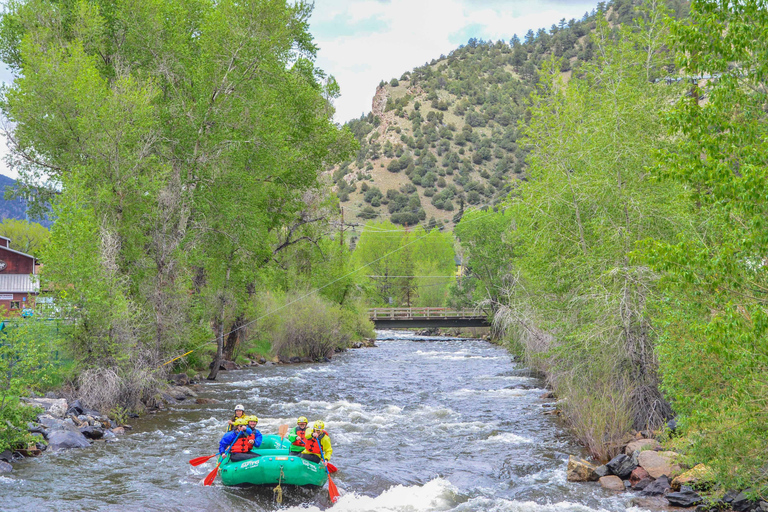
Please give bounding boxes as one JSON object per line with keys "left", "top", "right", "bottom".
{"left": 0, "top": 174, "right": 51, "bottom": 227}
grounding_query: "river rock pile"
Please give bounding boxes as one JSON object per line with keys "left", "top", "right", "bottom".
{"left": 567, "top": 437, "right": 768, "bottom": 511}
{"left": 1, "top": 385, "right": 199, "bottom": 474}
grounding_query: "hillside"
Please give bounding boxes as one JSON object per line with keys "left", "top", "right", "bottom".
{"left": 0, "top": 174, "right": 50, "bottom": 227}
{"left": 330, "top": 0, "right": 688, "bottom": 236}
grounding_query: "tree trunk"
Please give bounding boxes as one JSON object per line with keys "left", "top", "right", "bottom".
{"left": 223, "top": 314, "right": 245, "bottom": 362}
{"left": 207, "top": 319, "right": 224, "bottom": 380}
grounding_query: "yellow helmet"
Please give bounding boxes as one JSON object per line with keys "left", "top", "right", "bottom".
{"left": 313, "top": 420, "right": 325, "bottom": 431}
{"left": 247, "top": 415, "right": 259, "bottom": 423}
{"left": 234, "top": 417, "right": 249, "bottom": 426}
{"left": 297, "top": 416, "right": 308, "bottom": 425}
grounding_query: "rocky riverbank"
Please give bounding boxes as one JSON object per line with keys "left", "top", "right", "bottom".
{"left": 1, "top": 340, "right": 379, "bottom": 474}
{"left": 568, "top": 435, "right": 764, "bottom": 511}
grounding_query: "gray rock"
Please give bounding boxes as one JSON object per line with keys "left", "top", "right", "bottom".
{"left": 606, "top": 453, "right": 637, "bottom": 479}
{"left": 27, "top": 422, "right": 46, "bottom": 435}
{"left": 23, "top": 398, "right": 68, "bottom": 418}
{"left": 594, "top": 465, "right": 610, "bottom": 478}
{"left": 0, "top": 450, "right": 13, "bottom": 462}
{"left": 599, "top": 475, "right": 625, "bottom": 491}
{"left": 666, "top": 486, "right": 703, "bottom": 507}
{"left": 47, "top": 430, "right": 91, "bottom": 450}
{"left": 0, "top": 461, "right": 12, "bottom": 473}
{"left": 640, "top": 475, "right": 671, "bottom": 496}
{"left": 633, "top": 477, "right": 654, "bottom": 490}
{"left": 759, "top": 501, "right": 768, "bottom": 512}
{"left": 733, "top": 491, "right": 759, "bottom": 512}
{"left": 79, "top": 426, "right": 105, "bottom": 440}
{"left": 66, "top": 399, "right": 84, "bottom": 416}
{"left": 37, "top": 414, "right": 78, "bottom": 432}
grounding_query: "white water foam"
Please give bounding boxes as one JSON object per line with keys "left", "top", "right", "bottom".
{"left": 451, "top": 496, "right": 619, "bottom": 512}
{"left": 284, "top": 477, "right": 455, "bottom": 512}
{"left": 477, "top": 433, "right": 533, "bottom": 445}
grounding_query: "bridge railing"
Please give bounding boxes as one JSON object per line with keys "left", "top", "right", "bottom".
{"left": 368, "top": 307, "right": 483, "bottom": 320}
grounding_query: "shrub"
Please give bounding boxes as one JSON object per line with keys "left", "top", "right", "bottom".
{"left": 258, "top": 293, "right": 372, "bottom": 360}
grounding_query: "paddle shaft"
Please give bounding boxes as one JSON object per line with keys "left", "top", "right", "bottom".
{"left": 317, "top": 436, "right": 340, "bottom": 503}
{"left": 204, "top": 430, "right": 243, "bottom": 486}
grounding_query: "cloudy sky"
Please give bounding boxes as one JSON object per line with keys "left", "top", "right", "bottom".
{"left": 0, "top": 0, "right": 597, "bottom": 178}
{"left": 310, "top": 0, "right": 597, "bottom": 123}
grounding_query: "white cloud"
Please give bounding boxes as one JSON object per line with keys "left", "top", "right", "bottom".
{"left": 310, "top": 0, "right": 596, "bottom": 123}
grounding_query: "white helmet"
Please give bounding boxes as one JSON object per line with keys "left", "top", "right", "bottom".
{"left": 234, "top": 404, "right": 245, "bottom": 411}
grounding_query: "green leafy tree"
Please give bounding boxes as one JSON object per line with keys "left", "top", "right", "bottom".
{"left": 494, "top": 10, "right": 688, "bottom": 458}
{"left": 646, "top": 0, "right": 768, "bottom": 492}
{"left": 0, "top": 219, "right": 48, "bottom": 257}
{"left": 0, "top": 0, "right": 353, "bottom": 392}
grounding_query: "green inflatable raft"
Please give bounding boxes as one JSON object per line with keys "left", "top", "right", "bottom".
{"left": 219, "top": 435, "right": 329, "bottom": 487}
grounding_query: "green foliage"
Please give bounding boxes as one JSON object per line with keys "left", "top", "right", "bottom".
{"left": 256, "top": 292, "right": 372, "bottom": 360}
{"left": 644, "top": 0, "right": 768, "bottom": 493}
{"left": 0, "top": 317, "right": 67, "bottom": 452}
{"left": 459, "top": 4, "right": 688, "bottom": 459}
{"left": 353, "top": 221, "right": 455, "bottom": 306}
{"left": 0, "top": 219, "right": 48, "bottom": 257}
{"left": 1, "top": 0, "right": 355, "bottom": 386}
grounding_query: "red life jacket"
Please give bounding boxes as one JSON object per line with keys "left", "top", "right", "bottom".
{"left": 231, "top": 433, "right": 254, "bottom": 453}
{"left": 304, "top": 430, "right": 329, "bottom": 455}
{"left": 291, "top": 427, "right": 307, "bottom": 448}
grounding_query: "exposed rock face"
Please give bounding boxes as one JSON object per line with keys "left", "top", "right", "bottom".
{"left": 566, "top": 455, "right": 598, "bottom": 482}
{"left": 671, "top": 463, "right": 714, "bottom": 491}
{"left": 23, "top": 398, "right": 68, "bottom": 418}
{"left": 666, "top": 486, "right": 703, "bottom": 507}
{"left": 637, "top": 450, "right": 681, "bottom": 479}
{"left": 606, "top": 453, "right": 637, "bottom": 479}
{"left": 598, "top": 475, "right": 625, "bottom": 491}
{"left": 47, "top": 430, "right": 91, "bottom": 451}
{"left": 640, "top": 475, "right": 671, "bottom": 496}
{"left": 624, "top": 438, "right": 660, "bottom": 455}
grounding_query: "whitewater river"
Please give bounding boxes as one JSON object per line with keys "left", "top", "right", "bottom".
{"left": 1, "top": 331, "right": 646, "bottom": 511}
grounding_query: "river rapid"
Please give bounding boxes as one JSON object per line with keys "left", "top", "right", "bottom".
{"left": 1, "top": 331, "right": 648, "bottom": 511}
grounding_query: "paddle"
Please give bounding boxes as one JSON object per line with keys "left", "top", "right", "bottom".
{"left": 317, "top": 437, "right": 340, "bottom": 503}
{"left": 189, "top": 454, "right": 217, "bottom": 467}
{"left": 203, "top": 430, "right": 242, "bottom": 486}
{"left": 327, "top": 462, "right": 338, "bottom": 474}
{"left": 278, "top": 424, "right": 289, "bottom": 441}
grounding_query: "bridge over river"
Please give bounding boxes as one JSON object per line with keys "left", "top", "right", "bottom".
{"left": 368, "top": 307, "right": 489, "bottom": 328}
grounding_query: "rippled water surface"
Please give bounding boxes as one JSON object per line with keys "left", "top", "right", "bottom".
{"left": 2, "top": 331, "right": 646, "bottom": 511}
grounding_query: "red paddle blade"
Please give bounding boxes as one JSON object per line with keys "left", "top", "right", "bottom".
{"left": 327, "top": 476, "right": 340, "bottom": 503}
{"left": 327, "top": 462, "right": 338, "bottom": 473}
{"left": 203, "top": 462, "right": 220, "bottom": 486}
{"left": 189, "top": 454, "right": 216, "bottom": 466}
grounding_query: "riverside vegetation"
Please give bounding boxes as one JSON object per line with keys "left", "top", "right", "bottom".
{"left": 0, "top": 0, "right": 766, "bottom": 503}
{"left": 452, "top": 0, "right": 768, "bottom": 501}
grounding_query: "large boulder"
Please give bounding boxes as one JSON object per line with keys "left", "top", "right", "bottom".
{"left": 606, "top": 454, "right": 637, "bottom": 479}
{"left": 0, "top": 461, "right": 11, "bottom": 473}
{"left": 566, "top": 455, "right": 598, "bottom": 482}
{"left": 671, "top": 463, "right": 715, "bottom": 491}
{"left": 640, "top": 475, "right": 671, "bottom": 496}
{"left": 624, "top": 439, "right": 660, "bottom": 456}
{"left": 599, "top": 475, "right": 626, "bottom": 491}
{"left": 631, "top": 497, "right": 671, "bottom": 509}
{"left": 23, "top": 398, "right": 68, "bottom": 418}
{"left": 638, "top": 450, "right": 681, "bottom": 479}
{"left": 47, "top": 430, "right": 91, "bottom": 451}
{"left": 0, "top": 450, "right": 13, "bottom": 462}
{"left": 666, "top": 486, "right": 703, "bottom": 507}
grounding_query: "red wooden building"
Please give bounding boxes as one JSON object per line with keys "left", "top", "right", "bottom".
{"left": 0, "top": 235, "right": 38, "bottom": 314}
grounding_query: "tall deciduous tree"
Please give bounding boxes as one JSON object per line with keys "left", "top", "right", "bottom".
{"left": 0, "top": 0, "right": 353, "bottom": 391}
{"left": 647, "top": 0, "right": 768, "bottom": 491}
{"left": 494, "top": 9, "right": 688, "bottom": 458}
